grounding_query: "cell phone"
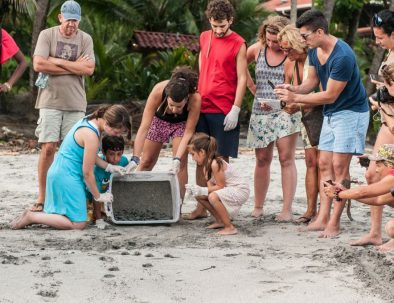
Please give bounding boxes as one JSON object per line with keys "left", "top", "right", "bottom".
{"left": 267, "top": 80, "right": 275, "bottom": 89}
{"left": 370, "top": 74, "right": 377, "bottom": 81}
{"left": 369, "top": 74, "right": 383, "bottom": 82}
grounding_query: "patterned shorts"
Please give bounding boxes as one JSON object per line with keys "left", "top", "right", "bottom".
{"left": 146, "top": 116, "right": 186, "bottom": 143}
{"left": 247, "top": 111, "right": 301, "bottom": 148}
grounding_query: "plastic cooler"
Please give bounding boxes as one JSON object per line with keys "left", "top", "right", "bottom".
{"left": 105, "top": 172, "right": 181, "bottom": 224}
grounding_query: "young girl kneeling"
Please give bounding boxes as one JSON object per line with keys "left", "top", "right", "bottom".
{"left": 186, "top": 133, "right": 249, "bottom": 235}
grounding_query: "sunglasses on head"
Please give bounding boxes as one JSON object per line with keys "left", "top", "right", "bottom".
{"left": 373, "top": 14, "right": 383, "bottom": 26}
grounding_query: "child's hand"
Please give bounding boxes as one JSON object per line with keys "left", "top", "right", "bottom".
{"left": 94, "top": 193, "right": 113, "bottom": 203}
{"left": 105, "top": 164, "right": 126, "bottom": 175}
{"left": 185, "top": 184, "right": 208, "bottom": 197}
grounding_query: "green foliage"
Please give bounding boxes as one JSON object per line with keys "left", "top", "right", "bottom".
{"left": 120, "top": 48, "right": 197, "bottom": 101}
{"left": 232, "top": 0, "right": 268, "bottom": 44}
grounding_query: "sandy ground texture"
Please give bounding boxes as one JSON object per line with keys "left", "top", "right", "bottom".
{"left": 0, "top": 146, "right": 393, "bottom": 303}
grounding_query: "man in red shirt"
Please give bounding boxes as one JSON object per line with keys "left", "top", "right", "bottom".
{"left": 0, "top": 29, "right": 27, "bottom": 93}
{"left": 184, "top": 0, "right": 247, "bottom": 220}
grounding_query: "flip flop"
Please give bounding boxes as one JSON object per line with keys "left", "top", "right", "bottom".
{"left": 30, "top": 202, "right": 44, "bottom": 212}
{"left": 294, "top": 216, "right": 312, "bottom": 224}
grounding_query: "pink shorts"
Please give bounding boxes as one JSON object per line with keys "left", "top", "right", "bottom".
{"left": 146, "top": 116, "right": 186, "bottom": 143}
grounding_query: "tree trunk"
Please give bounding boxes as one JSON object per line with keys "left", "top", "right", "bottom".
{"left": 290, "top": 0, "right": 297, "bottom": 23}
{"left": 322, "top": 0, "right": 335, "bottom": 26}
{"left": 344, "top": 7, "right": 362, "bottom": 48}
{"left": 29, "top": 0, "right": 50, "bottom": 100}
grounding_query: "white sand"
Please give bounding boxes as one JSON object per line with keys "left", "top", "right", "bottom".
{"left": 0, "top": 146, "right": 393, "bottom": 303}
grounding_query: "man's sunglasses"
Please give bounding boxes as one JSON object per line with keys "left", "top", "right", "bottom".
{"left": 373, "top": 14, "right": 383, "bottom": 27}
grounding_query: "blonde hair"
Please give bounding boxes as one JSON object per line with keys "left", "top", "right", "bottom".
{"left": 278, "top": 25, "right": 307, "bottom": 54}
{"left": 258, "top": 15, "right": 290, "bottom": 46}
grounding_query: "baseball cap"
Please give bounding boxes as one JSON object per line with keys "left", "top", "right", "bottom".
{"left": 61, "top": 0, "right": 81, "bottom": 21}
{"left": 368, "top": 144, "right": 394, "bottom": 165}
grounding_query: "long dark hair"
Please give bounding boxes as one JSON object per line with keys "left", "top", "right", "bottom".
{"left": 372, "top": 10, "right": 394, "bottom": 35}
{"left": 164, "top": 66, "right": 198, "bottom": 102}
{"left": 189, "top": 132, "right": 223, "bottom": 180}
{"left": 89, "top": 104, "right": 131, "bottom": 138}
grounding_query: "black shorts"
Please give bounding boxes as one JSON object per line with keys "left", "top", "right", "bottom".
{"left": 196, "top": 113, "right": 240, "bottom": 158}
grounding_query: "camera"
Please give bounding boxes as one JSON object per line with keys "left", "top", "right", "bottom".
{"left": 376, "top": 86, "right": 394, "bottom": 104}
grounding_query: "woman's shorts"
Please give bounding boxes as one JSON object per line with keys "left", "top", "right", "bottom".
{"left": 247, "top": 111, "right": 301, "bottom": 149}
{"left": 146, "top": 116, "right": 186, "bottom": 143}
{"left": 318, "top": 110, "right": 369, "bottom": 155}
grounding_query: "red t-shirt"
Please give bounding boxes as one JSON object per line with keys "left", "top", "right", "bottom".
{"left": 1, "top": 29, "right": 19, "bottom": 64}
{"left": 198, "top": 30, "right": 245, "bottom": 114}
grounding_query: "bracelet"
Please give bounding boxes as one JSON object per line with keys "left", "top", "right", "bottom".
{"left": 130, "top": 155, "right": 140, "bottom": 165}
{"left": 173, "top": 156, "right": 181, "bottom": 161}
{"left": 3, "top": 82, "right": 11, "bottom": 92}
{"left": 334, "top": 188, "right": 343, "bottom": 202}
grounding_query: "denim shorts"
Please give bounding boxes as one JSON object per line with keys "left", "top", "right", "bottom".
{"left": 318, "top": 110, "right": 369, "bottom": 155}
{"left": 196, "top": 113, "right": 240, "bottom": 158}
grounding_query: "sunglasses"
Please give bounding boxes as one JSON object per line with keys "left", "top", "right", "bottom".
{"left": 373, "top": 14, "right": 383, "bottom": 26}
{"left": 280, "top": 47, "right": 293, "bottom": 53}
{"left": 300, "top": 30, "right": 316, "bottom": 40}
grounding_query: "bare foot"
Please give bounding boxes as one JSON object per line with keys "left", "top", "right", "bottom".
{"left": 275, "top": 212, "right": 293, "bottom": 222}
{"left": 376, "top": 239, "right": 394, "bottom": 252}
{"left": 217, "top": 227, "right": 238, "bottom": 235}
{"left": 182, "top": 209, "right": 208, "bottom": 220}
{"left": 10, "top": 209, "right": 31, "bottom": 229}
{"left": 251, "top": 207, "right": 264, "bottom": 218}
{"left": 207, "top": 222, "right": 224, "bottom": 229}
{"left": 318, "top": 225, "right": 341, "bottom": 238}
{"left": 306, "top": 220, "right": 327, "bottom": 232}
{"left": 350, "top": 234, "right": 382, "bottom": 246}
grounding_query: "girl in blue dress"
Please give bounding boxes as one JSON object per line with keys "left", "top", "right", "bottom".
{"left": 11, "top": 105, "right": 131, "bottom": 230}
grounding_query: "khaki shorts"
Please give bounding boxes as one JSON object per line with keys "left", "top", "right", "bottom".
{"left": 35, "top": 108, "right": 85, "bottom": 143}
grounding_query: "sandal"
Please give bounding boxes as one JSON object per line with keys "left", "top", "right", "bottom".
{"left": 294, "top": 216, "right": 312, "bottom": 224}
{"left": 30, "top": 202, "right": 44, "bottom": 212}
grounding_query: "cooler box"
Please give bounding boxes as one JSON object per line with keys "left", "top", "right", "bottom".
{"left": 106, "top": 172, "right": 181, "bottom": 224}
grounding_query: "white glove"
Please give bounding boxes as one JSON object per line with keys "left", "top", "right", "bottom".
{"left": 105, "top": 164, "right": 126, "bottom": 175}
{"left": 169, "top": 157, "right": 181, "bottom": 174}
{"left": 223, "top": 105, "right": 240, "bottom": 131}
{"left": 125, "top": 156, "right": 140, "bottom": 174}
{"left": 94, "top": 193, "right": 113, "bottom": 203}
{"left": 185, "top": 184, "right": 208, "bottom": 197}
{"left": 96, "top": 218, "right": 110, "bottom": 230}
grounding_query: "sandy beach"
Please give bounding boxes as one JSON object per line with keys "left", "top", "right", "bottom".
{"left": 0, "top": 145, "right": 393, "bottom": 303}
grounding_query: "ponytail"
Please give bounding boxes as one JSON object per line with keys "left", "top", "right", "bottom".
{"left": 189, "top": 133, "right": 223, "bottom": 180}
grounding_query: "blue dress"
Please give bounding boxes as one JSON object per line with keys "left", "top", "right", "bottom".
{"left": 44, "top": 118, "right": 100, "bottom": 222}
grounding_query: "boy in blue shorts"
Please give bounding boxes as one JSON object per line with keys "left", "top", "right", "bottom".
{"left": 88, "top": 135, "right": 128, "bottom": 226}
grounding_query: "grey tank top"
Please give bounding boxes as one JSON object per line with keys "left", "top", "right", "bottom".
{"left": 252, "top": 47, "right": 286, "bottom": 114}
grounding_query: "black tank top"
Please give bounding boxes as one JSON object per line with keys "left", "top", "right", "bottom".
{"left": 155, "top": 90, "right": 189, "bottom": 123}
